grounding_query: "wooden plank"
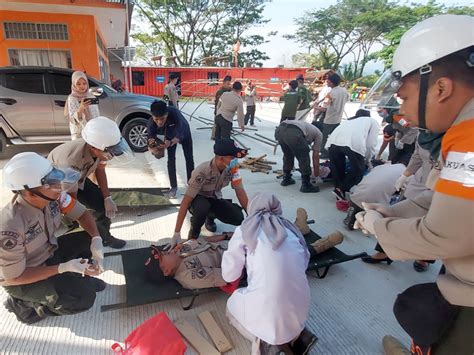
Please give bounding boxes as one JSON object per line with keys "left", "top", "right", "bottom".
{"left": 245, "top": 154, "right": 267, "bottom": 165}
{"left": 174, "top": 319, "right": 220, "bottom": 355}
{"left": 198, "top": 311, "right": 233, "bottom": 353}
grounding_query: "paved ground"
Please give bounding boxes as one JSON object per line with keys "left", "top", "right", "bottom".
{"left": 0, "top": 102, "right": 439, "bottom": 354}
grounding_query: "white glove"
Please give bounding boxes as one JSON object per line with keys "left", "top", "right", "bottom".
{"left": 58, "top": 258, "right": 89, "bottom": 275}
{"left": 395, "top": 174, "right": 409, "bottom": 191}
{"left": 354, "top": 210, "right": 383, "bottom": 235}
{"left": 104, "top": 196, "right": 118, "bottom": 219}
{"left": 361, "top": 202, "right": 395, "bottom": 217}
{"left": 165, "top": 232, "right": 182, "bottom": 250}
{"left": 90, "top": 236, "right": 104, "bottom": 273}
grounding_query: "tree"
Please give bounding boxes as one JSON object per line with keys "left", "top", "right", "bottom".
{"left": 287, "top": 0, "right": 395, "bottom": 76}
{"left": 131, "top": 32, "right": 164, "bottom": 65}
{"left": 291, "top": 47, "right": 337, "bottom": 69}
{"left": 133, "top": 0, "right": 272, "bottom": 66}
{"left": 373, "top": 1, "right": 474, "bottom": 67}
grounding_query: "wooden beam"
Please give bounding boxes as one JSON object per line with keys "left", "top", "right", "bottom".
{"left": 174, "top": 319, "right": 220, "bottom": 355}
{"left": 198, "top": 311, "right": 233, "bottom": 353}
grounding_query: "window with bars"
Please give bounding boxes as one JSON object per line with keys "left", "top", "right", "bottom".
{"left": 3, "top": 22, "right": 69, "bottom": 41}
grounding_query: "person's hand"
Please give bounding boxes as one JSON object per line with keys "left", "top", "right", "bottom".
{"left": 361, "top": 202, "right": 395, "bottom": 217}
{"left": 164, "top": 140, "right": 171, "bottom": 148}
{"left": 79, "top": 98, "right": 90, "bottom": 114}
{"left": 395, "top": 174, "right": 409, "bottom": 191}
{"left": 171, "top": 137, "right": 180, "bottom": 146}
{"left": 164, "top": 232, "right": 182, "bottom": 251}
{"left": 90, "top": 236, "right": 104, "bottom": 273}
{"left": 58, "top": 258, "right": 89, "bottom": 275}
{"left": 354, "top": 209, "right": 383, "bottom": 235}
{"left": 104, "top": 196, "right": 118, "bottom": 219}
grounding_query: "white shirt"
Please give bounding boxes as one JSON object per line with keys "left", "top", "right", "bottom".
{"left": 325, "top": 116, "right": 380, "bottom": 160}
{"left": 221, "top": 226, "right": 310, "bottom": 345}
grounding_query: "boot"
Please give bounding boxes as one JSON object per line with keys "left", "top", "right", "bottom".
{"left": 294, "top": 208, "right": 310, "bottom": 235}
{"left": 103, "top": 235, "right": 126, "bottom": 249}
{"left": 382, "top": 336, "right": 411, "bottom": 355}
{"left": 300, "top": 175, "right": 319, "bottom": 193}
{"left": 281, "top": 172, "right": 296, "bottom": 186}
{"left": 343, "top": 201, "right": 363, "bottom": 230}
{"left": 288, "top": 327, "right": 318, "bottom": 355}
{"left": 311, "top": 231, "right": 344, "bottom": 254}
{"left": 4, "top": 296, "right": 44, "bottom": 324}
{"left": 205, "top": 216, "right": 217, "bottom": 232}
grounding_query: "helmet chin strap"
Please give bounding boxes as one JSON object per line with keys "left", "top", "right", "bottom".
{"left": 24, "top": 186, "right": 57, "bottom": 202}
{"left": 417, "top": 65, "right": 432, "bottom": 130}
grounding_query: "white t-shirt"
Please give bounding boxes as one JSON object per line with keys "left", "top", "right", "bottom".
{"left": 325, "top": 116, "right": 380, "bottom": 159}
{"left": 324, "top": 86, "right": 349, "bottom": 124}
{"left": 222, "top": 226, "right": 310, "bottom": 345}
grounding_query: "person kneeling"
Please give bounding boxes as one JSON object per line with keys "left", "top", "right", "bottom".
{"left": 222, "top": 193, "right": 317, "bottom": 355}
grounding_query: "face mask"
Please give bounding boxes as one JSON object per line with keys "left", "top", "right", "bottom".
{"left": 228, "top": 158, "right": 238, "bottom": 169}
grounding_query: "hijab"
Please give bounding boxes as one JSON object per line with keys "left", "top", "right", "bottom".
{"left": 240, "top": 192, "right": 307, "bottom": 253}
{"left": 64, "top": 71, "right": 93, "bottom": 121}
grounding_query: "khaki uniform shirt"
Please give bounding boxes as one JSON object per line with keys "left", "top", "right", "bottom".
{"left": 174, "top": 239, "right": 228, "bottom": 289}
{"left": 375, "top": 99, "right": 474, "bottom": 307}
{"left": 48, "top": 138, "right": 100, "bottom": 193}
{"left": 282, "top": 120, "right": 323, "bottom": 151}
{"left": 164, "top": 82, "right": 179, "bottom": 107}
{"left": 217, "top": 91, "right": 245, "bottom": 128}
{"left": 0, "top": 193, "right": 86, "bottom": 284}
{"left": 185, "top": 159, "right": 244, "bottom": 199}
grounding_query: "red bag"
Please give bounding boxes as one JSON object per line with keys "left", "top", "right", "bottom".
{"left": 111, "top": 312, "right": 186, "bottom": 355}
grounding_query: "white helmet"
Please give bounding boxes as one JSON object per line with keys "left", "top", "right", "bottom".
{"left": 82, "top": 116, "right": 121, "bottom": 150}
{"left": 392, "top": 14, "right": 474, "bottom": 79}
{"left": 363, "top": 14, "right": 474, "bottom": 121}
{"left": 3, "top": 152, "right": 60, "bottom": 191}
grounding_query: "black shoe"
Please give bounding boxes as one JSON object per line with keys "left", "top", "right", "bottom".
{"left": 300, "top": 183, "right": 320, "bottom": 193}
{"left": 281, "top": 177, "right": 296, "bottom": 186}
{"left": 205, "top": 217, "right": 217, "bottom": 233}
{"left": 413, "top": 261, "right": 429, "bottom": 272}
{"left": 103, "top": 235, "right": 126, "bottom": 249}
{"left": 361, "top": 255, "right": 393, "bottom": 265}
{"left": 289, "top": 327, "right": 318, "bottom": 355}
{"left": 4, "top": 296, "right": 44, "bottom": 324}
{"left": 332, "top": 188, "right": 346, "bottom": 201}
{"left": 86, "top": 276, "right": 107, "bottom": 292}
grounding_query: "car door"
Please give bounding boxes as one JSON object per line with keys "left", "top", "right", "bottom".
{"left": 45, "top": 70, "right": 72, "bottom": 134}
{"left": 0, "top": 70, "right": 56, "bottom": 136}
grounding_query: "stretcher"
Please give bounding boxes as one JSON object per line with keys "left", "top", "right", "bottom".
{"left": 101, "top": 230, "right": 367, "bottom": 312}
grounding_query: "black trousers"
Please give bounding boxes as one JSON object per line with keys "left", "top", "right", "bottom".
{"left": 166, "top": 137, "right": 195, "bottom": 189}
{"left": 275, "top": 123, "right": 311, "bottom": 176}
{"left": 188, "top": 195, "right": 244, "bottom": 238}
{"left": 77, "top": 178, "right": 112, "bottom": 242}
{"left": 4, "top": 231, "right": 96, "bottom": 317}
{"left": 320, "top": 123, "right": 339, "bottom": 155}
{"left": 393, "top": 282, "right": 474, "bottom": 354}
{"left": 328, "top": 145, "right": 366, "bottom": 193}
{"left": 214, "top": 114, "right": 232, "bottom": 140}
{"left": 244, "top": 105, "right": 256, "bottom": 125}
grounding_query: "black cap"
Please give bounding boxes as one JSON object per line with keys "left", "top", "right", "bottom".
{"left": 150, "top": 100, "right": 168, "bottom": 117}
{"left": 213, "top": 138, "right": 248, "bottom": 158}
{"left": 296, "top": 74, "right": 304, "bottom": 81}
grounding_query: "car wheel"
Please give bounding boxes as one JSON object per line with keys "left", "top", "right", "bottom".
{"left": 122, "top": 117, "right": 149, "bottom": 152}
{"left": 0, "top": 131, "right": 9, "bottom": 159}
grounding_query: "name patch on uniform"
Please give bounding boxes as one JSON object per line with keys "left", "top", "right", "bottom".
{"left": 25, "top": 222, "right": 43, "bottom": 244}
{"left": 440, "top": 151, "right": 474, "bottom": 186}
{"left": 0, "top": 231, "right": 19, "bottom": 250}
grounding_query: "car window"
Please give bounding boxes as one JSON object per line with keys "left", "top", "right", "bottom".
{"left": 50, "top": 73, "right": 71, "bottom": 95}
{"left": 1, "top": 73, "right": 45, "bottom": 94}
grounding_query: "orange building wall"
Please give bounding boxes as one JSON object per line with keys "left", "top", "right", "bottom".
{"left": 0, "top": 11, "right": 104, "bottom": 79}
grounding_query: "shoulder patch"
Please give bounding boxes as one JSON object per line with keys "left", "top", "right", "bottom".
{"left": 1, "top": 231, "right": 20, "bottom": 250}
{"left": 441, "top": 151, "right": 474, "bottom": 186}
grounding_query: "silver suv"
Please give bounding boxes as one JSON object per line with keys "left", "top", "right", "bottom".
{"left": 0, "top": 66, "right": 155, "bottom": 157}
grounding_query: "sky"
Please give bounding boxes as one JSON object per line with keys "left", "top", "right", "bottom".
{"left": 131, "top": 0, "right": 472, "bottom": 72}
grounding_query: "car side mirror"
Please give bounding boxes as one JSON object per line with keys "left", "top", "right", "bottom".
{"left": 90, "top": 87, "right": 104, "bottom": 97}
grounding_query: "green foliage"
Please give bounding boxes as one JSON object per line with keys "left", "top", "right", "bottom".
{"left": 291, "top": 47, "right": 337, "bottom": 69}
{"left": 290, "top": 0, "right": 474, "bottom": 75}
{"left": 133, "top": 0, "right": 272, "bottom": 66}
